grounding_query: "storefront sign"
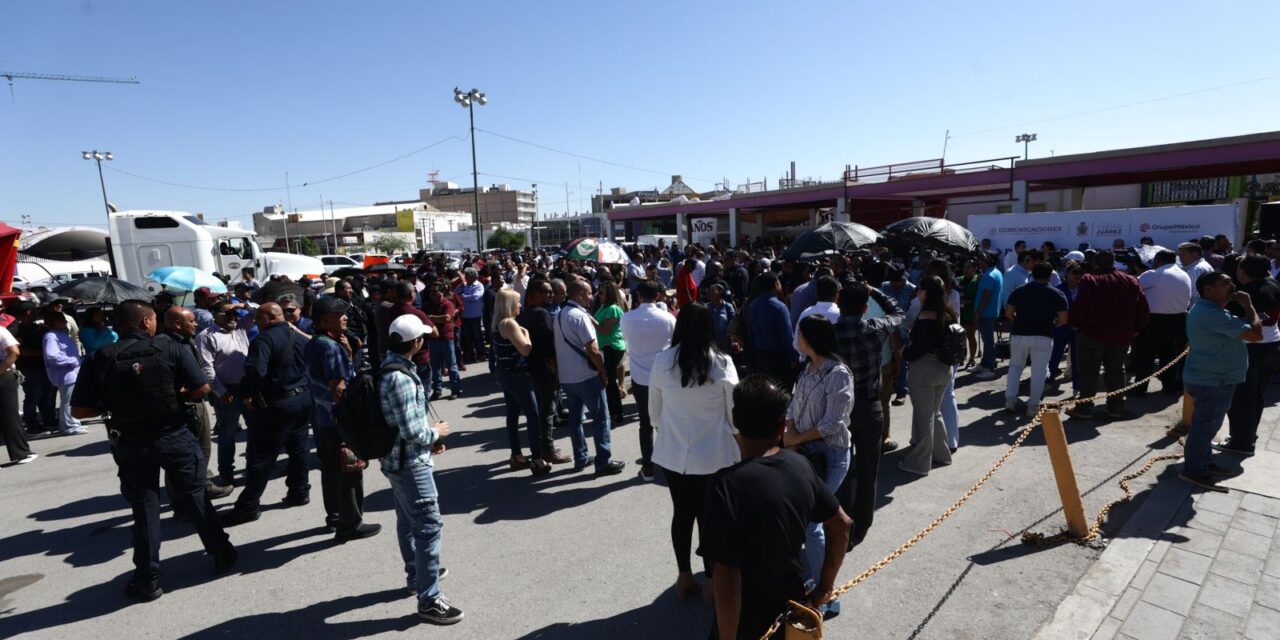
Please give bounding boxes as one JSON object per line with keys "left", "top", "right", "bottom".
{"left": 691, "top": 217, "right": 718, "bottom": 244}
{"left": 967, "top": 204, "right": 1240, "bottom": 251}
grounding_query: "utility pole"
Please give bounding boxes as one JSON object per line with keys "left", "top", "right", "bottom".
{"left": 532, "top": 183, "right": 540, "bottom": 249}
{"left": 453, "top": 88, "right": 487, "bottom": 251}
{"left": 328, "top": 200, "right": 338, "bottom": 253}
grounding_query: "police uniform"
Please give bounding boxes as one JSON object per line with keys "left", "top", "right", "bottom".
{"left": 71, "top": 330, "right": 235, "bottom": 595}
{"left": 227, "top": 321, "right": 313, "bottom": 519}
{"left": 162, "top": 328, "right": 217, "bottom": 499}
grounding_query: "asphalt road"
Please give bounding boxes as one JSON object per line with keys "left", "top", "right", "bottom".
{"left": 0, "top": 362, "right": 1192, "bottom": 639}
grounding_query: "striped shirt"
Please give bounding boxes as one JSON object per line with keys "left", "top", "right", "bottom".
{"left": 786, "top": 358, "right": 854, "bottom": 449}
{"left": 378, "top": 352, "right": 438, "bottom": 471}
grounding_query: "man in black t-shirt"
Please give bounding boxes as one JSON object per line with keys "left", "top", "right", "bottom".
{"left": 702, "top": 375, "right": 851, "bottom": 640}
{"left": 518, "top": 277, "right": 571, "bottom": 465}
{"left": 1220, "top": 254, "right": 1280, "bottom": 454}
{"left": 1004, "top": 262, "right": 1069, "bottom": 417}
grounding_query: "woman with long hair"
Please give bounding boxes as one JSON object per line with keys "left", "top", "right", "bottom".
{"left": 649, "top": 303, "right": 739, "bottom": 601}
{"left": 899, "top": 275, "right": 956, "bottom": 476}
{"left": 908, "top": 259, "right": 963, "bottom": 453}
{"left": 594, "top": 279, "right": 629, "bottom": 423}
{"left": 784, "top": 316, "right": 853, "bottom": 610}
{"left": 491, "top": 289, "right": 550, "bottom": 474}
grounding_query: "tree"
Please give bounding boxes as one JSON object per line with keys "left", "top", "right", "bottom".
{"left": 297, "top": 236, "right": 322, "bottom": 256}
{"left": 486, "top": 228, "right": 526, "bottom": 252}
{"left": 368, "top": 233, "right": 411, "bottom": 256}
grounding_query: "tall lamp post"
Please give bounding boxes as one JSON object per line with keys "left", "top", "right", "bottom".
{"left": 83, "top": 150, "right": 116, "bottom": 276}
{"left": 1015, "top": 133, "right": 1037, "bottom": 160}
{"left": 454, "top": 87, "right": 487, "bottom": 252}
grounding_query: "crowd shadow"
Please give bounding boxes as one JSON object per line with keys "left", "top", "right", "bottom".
{"left": 44, "top": 438, "right": 111, "bottom": 458}
{"left": 432, "top": 460, "right": 634, "bottom": 523}
{"left": 511, "top": 589, "right": 709, "bottom": 640}
{"left": 178, "top": 588, "right": 414, "bottom": 639}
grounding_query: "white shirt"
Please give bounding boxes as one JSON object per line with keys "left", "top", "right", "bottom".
{"left": 649, "top": 346, "right": 740, "bottom": 475}
{"left": 793, "top": 301, "right": 841, "bottom": 352}
{"left": 906, "top": 289, "right": 963, "bottom": 329}
{"left": 1003, "top": 249, "right": 1020, "bottom": 272}
{"left": 0, "top": 326, "right": 17, "bottom": 351}
{"left": 1181, "top": 257, "right": 1215, "bottom": 303}
{"left": 1138, "top": 264, "right": 1192, "bottom": 314}
{"left": 691, "top": 259, "right": 706, "bottom": 286}
{"left": 552, "top": 302, "right": 599, "bottom": 385}
{"left": 619, "top": 303, "right": 676, "bottom": 386}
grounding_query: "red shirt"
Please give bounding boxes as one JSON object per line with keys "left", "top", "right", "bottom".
{"left": 423, "top": 299, "right": 457, "bottom": 341}
{"left": 1069, "top": 268, "right": 1150, "bottom": 344}
{"left": 381, "top": 302, "right": 437, "bottom": 365}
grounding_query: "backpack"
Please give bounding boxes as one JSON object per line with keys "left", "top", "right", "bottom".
{"left": 335, "top": 362, "right": 412, "bottom": 460}
{"left": 936, "top": 322, "right": 967, "bottom": 367}
{"left": 100, "top": 336, "right": 186, "bottom": 434}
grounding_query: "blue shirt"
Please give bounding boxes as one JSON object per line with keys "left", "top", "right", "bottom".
{"left": 1185, "top": 299, "right": 1250, "bottom": 386}
{"left": 708, "top": 300, "right": 736, "bottom": 351}
{"left": 975, "top": 267, "right": 1004, "bottom": 319}
{"left": 79, "top": 326, "right": 118, "bottom": 356}
{"left": 304, "top": 335, "right": 355, "bottom": 430}
{"left": 455, "top": 282, "right": 485, "bottom": 319}
{"left": 747, "top": 293, "right": 797, "bottom": 359}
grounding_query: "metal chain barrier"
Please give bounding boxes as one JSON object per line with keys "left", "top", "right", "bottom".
{"left": 758, "top": 347, "right": 1191, "bottom": 639}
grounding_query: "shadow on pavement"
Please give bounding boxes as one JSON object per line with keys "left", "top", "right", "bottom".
{"left": 429, "top": 460, "right": 634, "bottom": 523}
{"left": 44, "top": 438, "right": 112, "bottom": 458}
{"left": 177, "top": 588, "right": 415, "bottom": 639}
{"left": 511, "top": 589, "right": 710, "bottom": 640}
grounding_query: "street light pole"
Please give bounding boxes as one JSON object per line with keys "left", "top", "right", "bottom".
{"left": 82, "top": 150, "right": 116, "bottom": 275}
{"left": 455, "top": 87, "right": 487, "bottom": 252}
{"left": 1016, "top": 133, "right": 1037, "bottom": 160}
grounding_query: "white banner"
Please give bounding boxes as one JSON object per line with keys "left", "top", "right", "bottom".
{"left": 691, "top": 217, "right": 718, "bottom": 245}
{"left": 966, "top": 204, "right": 1239, "bottom": 253}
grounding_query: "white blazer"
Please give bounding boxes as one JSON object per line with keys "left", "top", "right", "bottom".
{"left": 649, "top": 346, "right": 740, "bottom": 475}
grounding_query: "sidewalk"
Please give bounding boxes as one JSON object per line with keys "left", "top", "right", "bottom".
{"left": 1036, "top": 406, "right": 1280, "bottom": 640}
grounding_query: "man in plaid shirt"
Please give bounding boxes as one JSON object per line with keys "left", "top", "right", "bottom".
{"left": 833, "top": 282, "right": 904, "bottom": 549}
{"left": 378, "top": 314, "right": 464, "bottom": 626}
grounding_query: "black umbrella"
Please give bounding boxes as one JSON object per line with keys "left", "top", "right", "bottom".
{"left": 53, "top": 276, "right": 153, "bottom": 304}
{"left": 254, "top": 279, "right": 306, "bottom": 305}
{"left": 881, "top": 216, "right": 980, "bottom": 254}
{"left": 367, "top": 262, "right": 408, "bottom": 273}
{"left": 329, "top": 267, "right": 366, "bottom": 279}
{"left": 780, "top": 222, "right": 882, "bottom": 262}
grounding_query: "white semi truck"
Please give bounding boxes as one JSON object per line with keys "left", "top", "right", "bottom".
{"left": 108, "top": 210, "right": 324, "bottom": 285}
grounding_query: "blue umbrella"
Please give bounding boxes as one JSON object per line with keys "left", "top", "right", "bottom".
{"left": 147, "top": 266, "right": 228, "bottom": 293}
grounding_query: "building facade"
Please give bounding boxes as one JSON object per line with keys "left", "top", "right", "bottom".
{"left": 253, "top": 201, "right": 474, "bottom": 253}
{"left": 418, "top": 182, "right": 535, "bottom": 227}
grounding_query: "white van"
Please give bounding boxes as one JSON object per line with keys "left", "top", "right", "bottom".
{"left": 108, "top": 211, "right": 324, "bottom": 286}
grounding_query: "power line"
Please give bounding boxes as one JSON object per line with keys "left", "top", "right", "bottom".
{"left": 476, "top": 128, "right": 715, "bottom": 183}
{"left": 954, "top": 75, "right": 1279, "bottom": 138}
{"left": 102, "top": 133, "right": 467, "bottom": 193}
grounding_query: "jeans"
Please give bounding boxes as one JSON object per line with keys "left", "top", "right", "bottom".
{"left": 383, "top": 459, "right": 444, "bottom": 604}
{"left": 57, "top": 382, "right": 83, "bottom": 433}
{"left": 20, "top": 368, "right": 55, "bottom": 428}
{"left": 632, "top": 383, "right": 654, "bottom": 467}
{"left": 1227, "top": 343, "right": 1280, "bottom": 448}
{"left": 561, "top": 376, "right": 614, "bottom": 469}
{"left": 1076, "top": 334, "right": 1129, "bottom": 411}
{"left": 210, "top": 393, "right": 245, "bottom": 482}
{"left": 428, "top": 339, "right": 461, "bottom": 395}
{"left": 1005, "top": 335, "right": 1054, "bottom": 412}
{"left": 1184, "top": 381, "right": 1236, "bottom": 474}
{"left": 114, "top": 427, "right": 232, "bottom": 584}
{"left": 495, "top": 368, "right": 544, "bottom": 460}
{"left": 233, "top": 393, "right": 312, "bottom": 514}
{"left": 532, "top": 376, "right": 559, "bottom": 457}
{"left": 460, "top": 317, "right": 484, "bottom": 362}
{"left": 978, "top": 317, "right": 997, "bottom": 370}
{"left": 902, "top": 355, "right": 953, "bottom": 475}
{"left": 1049, "top": 328, "right": 1078, "bottom": 392}
{"left": 415, "top": 362, "right": 434, "bottom": 413}
{"left": 800, "top": 440, "right": 850, "bottom": 584}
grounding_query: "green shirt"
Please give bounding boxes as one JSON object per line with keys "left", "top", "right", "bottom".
{"left": 1185, "top": 298, "right": 1249, "bottom": 386}
{"left": 594, "top": 304, "right": 627, "bottom": 351}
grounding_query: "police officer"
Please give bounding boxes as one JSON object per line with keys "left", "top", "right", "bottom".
{"left": 163, "top": 306, "right": 233, "bottom": 505}
{"left": 70, "top": 299, "right": 236, "bottom": 602}
{"left": 223, "top": 302, "right": 313, "bottom": 525}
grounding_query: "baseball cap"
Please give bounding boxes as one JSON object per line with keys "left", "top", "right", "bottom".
{"left": 1065, "top": 250, "right": 1085, "bottom": 262}
{"left": 194, "top": 287, "right": 220, "bottom": 303}
{"left": 312, "top": 296, "right": 350, "bottom": 317}
{"left": 388, "top": 314, "right": 433, "bottom": 343}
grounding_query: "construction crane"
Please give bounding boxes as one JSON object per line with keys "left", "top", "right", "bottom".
{"left": 1, "top": 70, "right": 139, "bottom": 100}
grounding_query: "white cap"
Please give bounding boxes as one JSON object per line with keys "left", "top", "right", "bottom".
{"left": 1065, "top": 250, "right": 1085, "bottom": 262}
{"left": 388, "top": 314, "right": 433, "bottom": 343}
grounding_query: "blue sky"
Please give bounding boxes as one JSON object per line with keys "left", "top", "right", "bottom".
{"left": 2, "top": 0, "right": 1276, "bottom": 228}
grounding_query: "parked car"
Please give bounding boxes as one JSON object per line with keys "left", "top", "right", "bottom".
{"left": 318, "top": 254, "right": 359, "bottom": 274}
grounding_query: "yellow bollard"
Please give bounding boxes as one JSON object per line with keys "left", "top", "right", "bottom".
{"left": 1040, "top": 410, "right": 1090, "bottom": 539}
{"left": 1179, "top": 392, "right": 1194, "bottom": 429}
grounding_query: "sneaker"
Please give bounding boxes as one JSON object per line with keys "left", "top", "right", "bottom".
{"left": 1167, "top": 422, "right": 1191, "bottom": 438}
{"left": 595, "top": 460, "right": 626, "bottom": 477}
{"left": 335, "top": 523, "right": 382, "bottom": 543}
{"left": 974, "top": 369, "right": 997, "bottom": 380}
{"left": 1211, "top": 439, "right": 1255, "bottom": 456}
{"left": 405, "top": 567, "right": 449, "bottom": 597}
{"left": 16, "top": 453, "right": 37, "bottom": 464}
{"left": 639, "top": 465, "right": 655, "bottom": 482}
{"left": 880, "top": 439, "right": 899, "bottom": 453}
{"left": 1179, "top": 471, "right": 1228, "bottom": 493}
{"left": 1026, "top": 405, "right": 1040, "bottom": 418}
{"left": 418, "top": 595, "right": 464, "bottom": 625}
{"left": 125, "top": 579, "right": 163, "bottom": 602}
{"left": 891, "top": 395, "right": 907, "bottom": 406}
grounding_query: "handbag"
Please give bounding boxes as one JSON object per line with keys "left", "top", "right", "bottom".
{"left": 785, "top": 599, "right": 824, "bottom": 639}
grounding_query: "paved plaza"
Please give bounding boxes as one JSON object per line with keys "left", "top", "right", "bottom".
{"left": 1, "top": 365, "right": 1274, "bottom": 639}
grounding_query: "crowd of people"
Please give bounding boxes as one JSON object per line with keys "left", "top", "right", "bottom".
{"left": 2, "top": 227, "right": 1277, "bottom": 638}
